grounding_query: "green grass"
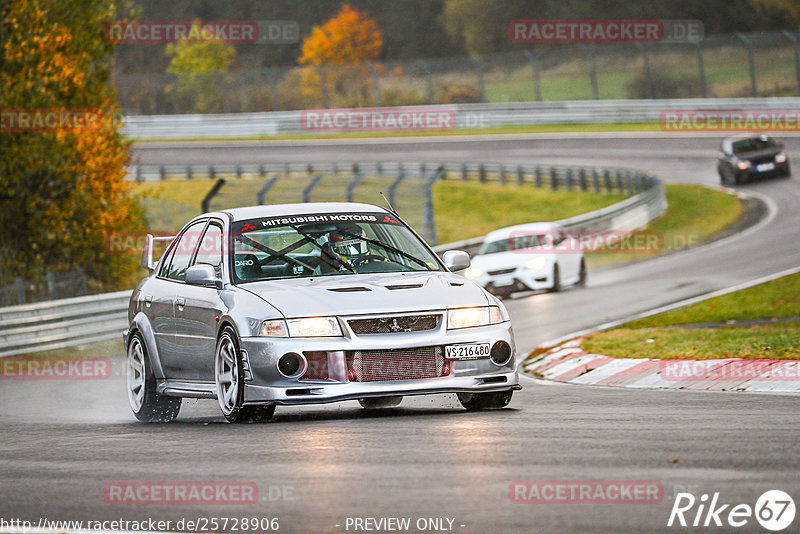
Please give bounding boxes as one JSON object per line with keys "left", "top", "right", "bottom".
{"left": 130, "top": 122, "right": 663, "bottom": 143}
{"left": 582, "top": 271, "right": 800, "bottom": 361}
{"left": 582, "top": 322, "right": 800, "bottom": 360}
{"left": 627, "top": 272, "right": 800, "bottom": 328}
{"left": 433, "top": 182, "right": 627, "bottom": 244}
{"left": 585, "top": 185, "right": 742, "bottom": 268}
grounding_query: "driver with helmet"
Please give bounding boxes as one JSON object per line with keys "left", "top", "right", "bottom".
{"left": 318, "top": 224, "right": 385, "bottom": 274}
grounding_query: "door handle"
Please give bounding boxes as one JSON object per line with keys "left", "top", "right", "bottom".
{"left": 175, "top": 297, "right": 185, "bottom": 311}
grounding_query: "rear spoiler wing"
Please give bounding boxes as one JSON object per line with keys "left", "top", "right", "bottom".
{"left": 141, "top": 233, "right": 176, "bottom": 273}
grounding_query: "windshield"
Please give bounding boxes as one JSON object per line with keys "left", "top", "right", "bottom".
{"left": 732, "top": 136, "right": 778, "bottom": 155}
{"left": 478, "top": 233, "right": 548, "bottom": 255}
{"left": 230, "top": 212, "right": 441, "bottom": 282}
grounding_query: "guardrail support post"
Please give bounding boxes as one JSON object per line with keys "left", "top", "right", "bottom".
{"left": 592, "top": 168, "right": 600, "bottom": 192}
{"left": 604, "top": 169, "right": 612, "bottom": 192}
{"left": 461, "top": 163, "right": 467, "bottom": 181}
{"left": 737, "top": 33, "right": 758, "bottom": 97}
{"left": 479, "top": 164, "right": 486, "bottom": 183}
{"left": 616, "top": 170, "right": 624, "bottom": 194}
{"left": 186, "top": 166, "right": 192, "bottom": 180}
{"left": 209, "top": 166, "right": 216, "bottom": 181}
{"left": 517, "top": 165, "right": 524, "bottom": 185}
{"left": 14, "top": 277, "right": 25, "bottom": 305}
{"left": 135, "top": 166, "right": 143, "bottom": 183}
{"left": 550, "top": 167, "right": 558, "bottom": 190}
{"left": 424, "top": 166, "right": 445, "bottom": 246}
{"left": 535, "top": 167, "right": 543, "bottom": 188}
{"left": 235, "top": 165, "right": 242, "bottom": 179}
{"left": 782, "top": 31, "right": 800, "bottom": 95}
{"left": 695, "top": 41, "right": 707, "bottom": 98}
{"left": 159, "top": 166, "right": 166, "bottom": 181}
{"left": 499, "top": 165, "right": 506, "bottom": 185}
{"left": 579, "top": 168, "right": 588, "bottom": 191}
{"left": 46, "top": 271, "right": 56, "bottom": 301}
{"left": 347, "top": 164, "right": 364, "bottom": 202}
{"left": 201, "top": 178, "right": 226, "bottom": 213}
{"left": 523, "top": 50, "right": 542, "bottom": 101}
{"left": 566, "top": 168, "right": 574, "bottom": 190}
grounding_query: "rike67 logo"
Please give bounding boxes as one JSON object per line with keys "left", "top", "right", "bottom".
{"left": 668, "top": 490, "right": 796, "bottom": 531}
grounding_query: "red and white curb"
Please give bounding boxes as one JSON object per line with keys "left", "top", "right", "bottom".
{"left": 522, "top": 338, "right": 800, "bottom": 394}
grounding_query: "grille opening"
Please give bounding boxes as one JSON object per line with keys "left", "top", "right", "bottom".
{"left": 327, "top": 287, "right": 371, "bottom": 292}
{"left": 302, "top": 351, "right": 330, "bottom": 380}
{"left": 488, "top": 267, "right": 516, "bottom": 276}
{"left": 480, "top": 376, "right": 508, "bottom": 384}
{"left": 385, "top": 283, "right": 424, "bottom": 290}
{"left": 286, "top": 388, "right": 314, "bottom": 396}
{"left": 347, "top": 346, "right": 445, "bottom": 382}
{"left": 349, "top": 314, "right": 441, "bottom": 335}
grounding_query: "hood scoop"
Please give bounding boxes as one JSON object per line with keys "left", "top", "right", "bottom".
{"left": 327, "top": 286, "right": 371, "bottom": 293}
{"left": 384, "top": 283, "right": 424, "bottom": 290}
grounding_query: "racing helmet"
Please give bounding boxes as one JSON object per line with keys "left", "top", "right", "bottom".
{"left": 328, "top": 225, "right": 368, "bottom": 259}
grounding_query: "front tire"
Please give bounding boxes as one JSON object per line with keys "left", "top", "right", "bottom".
{"left": 127, "top": 332, "right": 181, "bottom": 423}
{"left": 215, "top": 327, "right": 275, "bottom": 423}
{"left": 457, "top": 390, "right": 513, "bottom": 411}
{"left": 359, "top": 396, "right": 403, "bottom": 409}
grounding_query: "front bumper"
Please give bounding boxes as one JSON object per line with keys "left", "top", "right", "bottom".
{"left": 478, "top": 267, "right": 552, "bottom": 294}
{"left": 239, "top": 319, "right": 519, "bottom": 406}
{"left": 736, "top": 161, "right": 790, "bottom": 181}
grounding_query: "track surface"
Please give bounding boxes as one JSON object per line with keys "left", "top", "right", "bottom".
{"left": 2, "top": 134, "right": 800, "bottom": 533}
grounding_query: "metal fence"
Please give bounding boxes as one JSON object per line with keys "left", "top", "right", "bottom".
{"left": 0, "top": 268, "right": 88, "bottom": 307}
{"left": 115, "top": 30, "right": 800, "bottom": 115}
{"left": 2, "top": 161, "right": 666, "bottom": 357}
{"left": 130, "top": 161, "right": 660, "bottom": 246}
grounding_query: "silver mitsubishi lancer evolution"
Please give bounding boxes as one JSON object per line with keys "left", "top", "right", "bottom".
{"left": 124, "top": 202, "right": 520, "bottom": 423}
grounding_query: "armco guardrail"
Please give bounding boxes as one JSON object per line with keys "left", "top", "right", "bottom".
{"left": 0, "top": 162, "right": 665, "bottom": 357}
{"left": 122, "top": 97, "right": 800, "bottom": 139}
{"left": 0, "top": 290, "right": 131, "bottom": 357}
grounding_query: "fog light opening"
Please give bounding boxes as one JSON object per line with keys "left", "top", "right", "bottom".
{"left": 442, "top": 362, "right": 451, "bottom": 376}
{"left": 278, "top": 352, "right": 306, "bottom": 378}
{"left": 490, "top": 341, "right": 512, "bottom": 366}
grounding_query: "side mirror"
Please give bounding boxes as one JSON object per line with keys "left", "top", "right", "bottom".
{"left": 442, "top": 250, "right": 470, "bottom": 272}
{"left": 141, "top": 234, "right": 155, "bottom": 272}
{"left": 185, "top": 264, "right": 223, "bottom": 289}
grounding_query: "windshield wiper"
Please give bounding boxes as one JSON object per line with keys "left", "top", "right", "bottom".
{"left": 287, "top": 225, "right": 357, "bottom": 274}
{"left": 339, "top": 231, "right": 435, "bottom": 271}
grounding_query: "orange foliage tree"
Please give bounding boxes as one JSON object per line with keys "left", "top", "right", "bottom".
{"left": 298, "top": 4, "right": 384, "bottom": 107}
{"left": 0, "top": 0, "right": 144, "bottom": 294}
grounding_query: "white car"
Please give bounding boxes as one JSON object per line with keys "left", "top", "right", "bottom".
{"left": 464, "top": 222, "right": 586, "bottom": 298}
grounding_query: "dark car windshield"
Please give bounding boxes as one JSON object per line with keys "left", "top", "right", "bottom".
{"left": 477, "top": 234, "right": 548, "bottom": 255}
{"left": 230, "top": 212, "right": 441, "bottom": 283}
{"left": 732, "top": 136, "right": 778, "bottom": 155}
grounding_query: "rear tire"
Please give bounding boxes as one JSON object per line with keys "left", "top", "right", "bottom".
{"left": 127, "top": 332, "right": 181, "bottom": 423}
{"left": 215, "top": 327, "right": 275, "bottom": 423}
{"left": 457, "top": 390, "right": 513, "bottom": 411}
{"left": 359, "top": 396, "right": 403, "bottom": 409}
{"left": 576, "top": 258, "right": 587, "bottom": 287}
{"left": 549, "top": 264, "right": 561, "bottom": 292}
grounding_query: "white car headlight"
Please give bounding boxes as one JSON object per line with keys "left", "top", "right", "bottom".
{"left": 447, "top": 306, "right": 504, "bottom": 329}
{"left": 524, "top": 256, "right": 548, "bottom": 270}
{"left": 464, "top": 267, "right": 484, "bottom": 279}
{"left": 737, "top": 161, "right": 751, "bottom": 170}
{"left": 287, "top": 317, "right": 342, "bottom": 337}
{"left": 259, "top": 319, "right": 288, "bottom": 337}
{"left": 776, "top": 152, "right": 787, "bottom": 163}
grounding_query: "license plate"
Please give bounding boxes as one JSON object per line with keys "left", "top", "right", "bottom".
{"left": 756, "top": 162, "right": 775, "bottom": 172}
{"left": 493, "top": 278, "right": 515, "bottom": 287}
{"left": 446, "top": 343, "right": 491, "bottom": 360}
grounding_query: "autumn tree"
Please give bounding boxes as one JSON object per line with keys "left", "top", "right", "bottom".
{"left": 0, "top": 0, "right": 144, "bottom": 295}
{"left": 298, "top": 4, "right": 384, "bottom": 107}
{"left": 166, "top": 27, "right": 236, "bottom": 113}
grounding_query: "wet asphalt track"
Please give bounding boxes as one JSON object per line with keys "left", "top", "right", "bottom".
{"left": 1, "top": 133, "right": 799, "bottom": 534}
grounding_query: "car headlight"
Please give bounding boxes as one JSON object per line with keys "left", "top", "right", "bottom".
{"left": 776, "top": 152, "right": 787, "bottom": 163}
{"left": 464, "top": 267, "right": 484, "bottom": 279}
{"left": 447, "top": 306, "right": 504, "bottom": 329}
{"left": 287, "top": 317, "right": 342, "bottom": 337}
{"left": 524, "top": 256, "right": 548, "bottom": 270}
{"left": 259, "top": 319, "right": 288, "bottom": 337}
{"left": 737, "top": 161, "right": 751, "bottom": 170}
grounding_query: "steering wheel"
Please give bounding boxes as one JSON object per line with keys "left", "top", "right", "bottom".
{"left": 353, "top": 254, "right": 387, "bottom": 267}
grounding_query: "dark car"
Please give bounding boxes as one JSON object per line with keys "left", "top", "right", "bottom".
{"left": 717, "top": 134, "right": 790, "bottom": 185}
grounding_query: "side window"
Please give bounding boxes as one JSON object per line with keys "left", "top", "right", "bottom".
{"left": 194, "top": 224, "right": 223, "bottom": 277}
{"left": 167, "top": 221, "right": 206, "bottom": 282}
